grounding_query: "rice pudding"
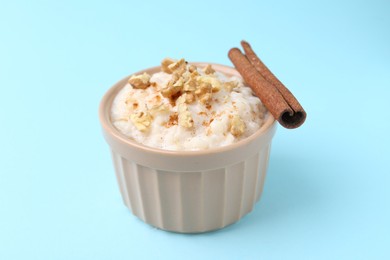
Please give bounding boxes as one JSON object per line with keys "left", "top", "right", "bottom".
{"left": 110, "top": 58, "right": 268, "bottom": 151}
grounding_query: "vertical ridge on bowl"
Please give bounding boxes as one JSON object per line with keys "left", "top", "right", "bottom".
{"left": 129, "top": 159, "right": 146, "bottom": 221}
{"left": 249, "top": 152, "right": 261, "bottom": 210}
{"left": 137, "top": 165, "right": 159, "bottom": 226}
{"left": 252, "top": 150, "right": 263, "bottom": 203}
{"left": 200, "top": 171, "right": 205, "bottom": 230}
{"left": 180, "top": 172, "right": 203, "bottom": 232}
{"left": 223, "top": 162, "right": 245, "bottom": 226}
{"left": 202, "top": 168, "right": 226, "bottom": 231}
{"left": 245, "top": 152, "right": 261, "bottom": 215}
{"left": 153, "top": 169, "right": 163, "bottom": 228}
{"left": 177, "top": 172, "right": 185, "bottom": 232}
{"left": 255, "top": 145, "right": 271, "bottom": 202}
{"left": 238, "top": 161, "right": 247, "bottom": 219}
{"left": 221, "top": 168, "right": 228, "bottom": 228}
{"left": 111, "top": 151, "right": 131, "bottom": 208}
{"left": 156, "top": 170, "right": 181, "bottom": 231}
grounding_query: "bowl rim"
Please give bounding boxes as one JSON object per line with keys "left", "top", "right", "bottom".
{"left": 99, "top": 62, "right": 276, "bottom": 157}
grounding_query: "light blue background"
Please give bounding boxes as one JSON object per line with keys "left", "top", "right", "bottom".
{"left": 1, "top": 0, "right": 389, "bottom": 259}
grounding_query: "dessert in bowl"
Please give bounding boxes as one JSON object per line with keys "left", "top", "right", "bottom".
{"left": 99, "top": 58, "right": 277, "bottom": 233}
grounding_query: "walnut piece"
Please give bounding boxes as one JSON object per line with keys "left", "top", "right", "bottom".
{"left": 183, "top": 77, "right": 197, "bottom": 92}
{"left": 190, "top": 69, "right": 199, "bottom": 78}
{"left": 230, "top": 115, "right": 245, "bottom": 137}
{"left": 195, "top": 82, "right": 212, "bottom": 95}
{"left": 223, "top": 81, "right": 238, "bottom": 92}
{"left": 130, "top": 111, "right": 152, "bottom": 132}
{"left": 161, "top": 75, "right": 183, "bottom": 98}
{"left": 188, "top": 65, "right": 197, "bottom": 73}
{"left": 185, "top": 93, "right": 196, "bottom": 104}
{"left": 198, "top": 75, "right": 221, "bottom": 93}
{"left": 194, "top": 82, "right": 212, "bottom": 104}
{"left": 176, "top": 95, "right": 194, "bottom": 128}
{"left": 199, "top": 93, "right": 212, "bottom": 104}
{"left": 128, "top": 73, "right": 151, "bottom": 89}
{"left": 178, "top": 103, "right": 194, "bottom": 128}
{"left": 203, "top": 64, "right": 215, "bottom": 75}
{"left": 168, "top": 58, "right": 186, "bottom": 73}
{"left": 161, "top": 58, "right": 175, "bottom": 74}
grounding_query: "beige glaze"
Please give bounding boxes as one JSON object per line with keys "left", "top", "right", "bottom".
{"left": 99, "top": 63, "right": 277, "bottom": 233}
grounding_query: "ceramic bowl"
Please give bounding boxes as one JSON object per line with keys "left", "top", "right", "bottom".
{"left": 99, "top": 63, "right": 277, "bottom": 233}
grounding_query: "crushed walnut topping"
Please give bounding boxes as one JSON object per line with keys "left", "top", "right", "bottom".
{"left": 178, "top": 104, "right": 193, "bottom": 128}
{"left": 223, "top": 81, "right": 238, "bottom": 92}
{"left": 230, "top": 114, "right": 245, "bottom": 137}
{"left": 111, "top": 57, "right": 267, "bottom": 151}
{"left": 203, "top": 64, "right": 215, "bottom": 75}
{"left": 159, "top": 59, "right": 222, "bottom": 107}
{"left": 188, "top": 65, "right": 197, "bottom": 73}
{"left": 130, "top": 58, "right": 230, "bottom": 106}
{"left": 183, "top": 77, "right": 197, "bottom": 92}
{"left": 185, "top": 93, "right": 196, "bottom": 104}
{"left": 161, "top": 77, "right": 183, "bottom": 98}
{"left": 128, "top": 72, "right": 151, "bottom": 89}
{"left": 130, "top": 110, "right": 152, "bottom": 132}
{"left": 161, "top": 58, "right": 175, "bottom": 73}
{"left": 168, "top": 58, "right": 186, "bottom": 73}
{"left": 198, "top": 75, "right": 221, "bottom": 93}
{"left": 122, "top": 58, "right": 255, "bottom": 137}
{"left": 194, "top": 82, "right": 212, "bottom": 104}
{"left": 177, "top": 94, "right": 194, "bottom": 128}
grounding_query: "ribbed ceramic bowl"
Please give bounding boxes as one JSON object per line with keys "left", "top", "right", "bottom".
{"left": 99, "top": 63, "right": 277, "bottom": 233}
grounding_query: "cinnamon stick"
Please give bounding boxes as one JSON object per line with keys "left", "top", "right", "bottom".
{"left": 241, "top": 40, "right": 306, "bottom": 128}
{"left": 228, "top": 43, "right": 306, "bottom": 129}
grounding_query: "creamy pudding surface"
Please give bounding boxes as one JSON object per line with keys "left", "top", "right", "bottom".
{"left": 110, "top": 58, "right": 268, "bottom": 151}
